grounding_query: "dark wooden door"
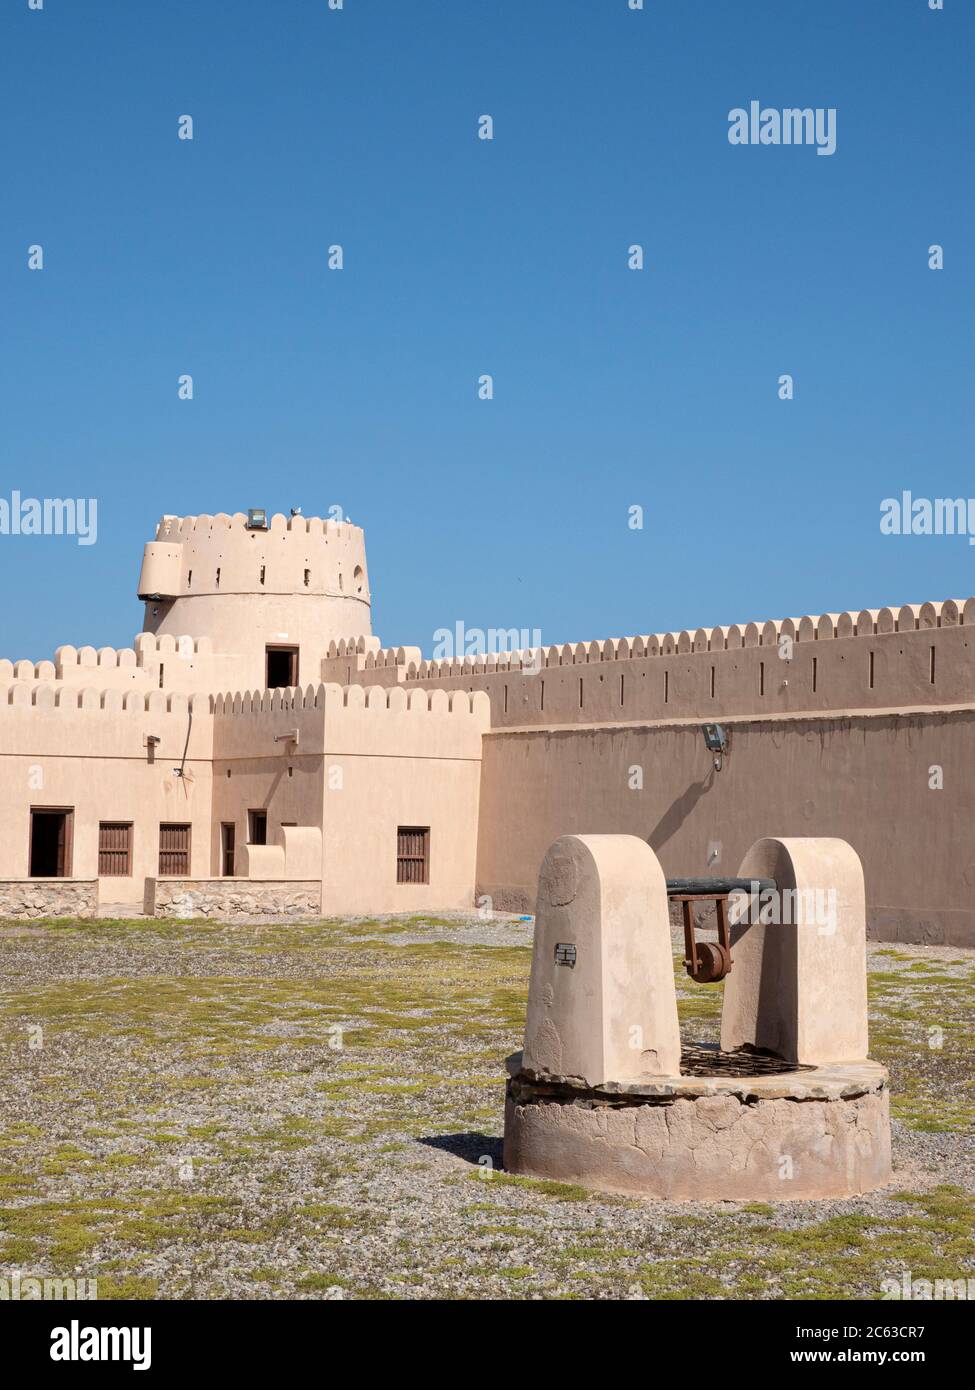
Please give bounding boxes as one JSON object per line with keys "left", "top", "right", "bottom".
{"left": 29, "top": 809, "right": 72, "bottom": 878}
{"left": 221, "top": 823, "right": 235, "bottom": 877}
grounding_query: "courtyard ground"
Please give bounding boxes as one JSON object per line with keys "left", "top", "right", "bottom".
{"left": 1, "top": 913, "right": 973, "bottom": 1300}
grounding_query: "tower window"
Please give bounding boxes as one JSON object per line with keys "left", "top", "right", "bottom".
{"left": 266, "top": 645, "right": 298, "bottom": 688}
{"left": 260, "top": 565, "right": 265, "bottom": 585}
{"left": 304, "top": 568, "right": 310, "bottom": 587}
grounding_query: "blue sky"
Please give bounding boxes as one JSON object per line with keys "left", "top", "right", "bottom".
{"left": 2, "top": 0, "right": 971, "bottom": 660}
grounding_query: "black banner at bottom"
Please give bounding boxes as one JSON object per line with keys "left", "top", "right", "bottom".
{"left": 5, "top": 1296, "right": 968, "bottom": 1374}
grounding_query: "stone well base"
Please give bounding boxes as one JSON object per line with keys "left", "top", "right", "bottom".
{"left": 503, "top": 1053, "right": 892, "bottom": 1201}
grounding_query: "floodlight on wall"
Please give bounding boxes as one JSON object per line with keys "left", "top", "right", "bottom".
{"left": 246, "top": 508, "right": 269, "bottom": 530}
{"left": 701, "top": 722, "right": 728, "bottom": 772}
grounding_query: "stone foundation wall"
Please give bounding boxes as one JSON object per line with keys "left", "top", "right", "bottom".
{"left": 146, "top": 878, "right": 321, "bottom": 919}
{"left": 504, "top": 1082, "right": 892, "bottom": 1201}
{"left": 0, "top": 879, "right": 98, "bottom": 919}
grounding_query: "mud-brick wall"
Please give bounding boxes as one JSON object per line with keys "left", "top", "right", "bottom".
{"left": 474, "top": 710, "right": 975, "bottom": 947}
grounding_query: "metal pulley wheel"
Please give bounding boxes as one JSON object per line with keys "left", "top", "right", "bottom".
{"left": 687, "top": 940, "right": 732, "bottom": 983}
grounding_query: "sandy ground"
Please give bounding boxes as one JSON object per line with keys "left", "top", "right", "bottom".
{"left": 0, "top": 912, "right": 972, "bottom": 1300}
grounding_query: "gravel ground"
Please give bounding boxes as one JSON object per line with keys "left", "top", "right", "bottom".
{"left": 0, "top": 913, "right": 972, "bottom": 1301}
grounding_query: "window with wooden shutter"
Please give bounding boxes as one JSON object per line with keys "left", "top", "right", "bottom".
{"left": 221, "top": 823, "right": 236, "bottom": 877}
{"left": 158, "top": 823, "right": 191, "bottom": 876}
{"left": 396, "top": 827, "right": 429, "bottom": 885}
{"left": 98, "top": 822, "right": 132, "bottom": 876}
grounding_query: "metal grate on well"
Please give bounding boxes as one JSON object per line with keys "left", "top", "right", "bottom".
{"left": 680, "top": 1044, "right": 815, "bottom": 1078}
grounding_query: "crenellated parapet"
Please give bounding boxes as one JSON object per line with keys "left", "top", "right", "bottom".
{"left": 1, "top": 683, "right": 212, "bottom": 713}
{"left": 320, "top": 639, "right": 423, "bottom": 685}
{"left": 211, "top": 681, "right": 489, "bottom": 719}
{"left": 387, "top": 596, "right": 975, "bottom": 727}
{"left": 402, "top": 597, "right": 972, "bottom": 677}
{"left": 141, "top": 511, "right": 370, "bottom": 604}
{"left": 0, "top": 677, "right": 489, "bottom": 720}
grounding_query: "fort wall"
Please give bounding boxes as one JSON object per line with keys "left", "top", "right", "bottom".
{"left": 0, "top": 687, "right": 214, "bottom": 904}
{"left": 323, "top": 599, "right": 973, "bottom": 727}
{"left": 474, "top": 708, "right": 975, "bottom": 946}
{"left": 0, "top": 679, "right": 487, "bottom": 915}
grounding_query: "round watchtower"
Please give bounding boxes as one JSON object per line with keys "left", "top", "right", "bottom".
{"left": 137, "top": 510, "right": 371, "bottom": 688}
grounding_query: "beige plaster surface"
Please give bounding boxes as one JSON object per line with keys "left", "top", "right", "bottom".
{"left": 524, "top": 835, "right": 680, "bottom": 1087}
{"left": 721, "top": 837, "right": 869, "bottom": 1065}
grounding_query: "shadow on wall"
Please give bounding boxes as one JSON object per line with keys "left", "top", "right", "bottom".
{"left": 646, "top": 770, "right": 715, "bottom": 853}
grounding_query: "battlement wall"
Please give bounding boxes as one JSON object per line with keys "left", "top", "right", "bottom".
{"left": 366, "top": 598, "right": 974, "bottom": 726}
{"left": 320, "top": 639, "right": 421, "bottom": 685}
{"left": 0, "top": 682, "right": 214, "bottom": 762}
{"left": 212, "top": 681, "right": 490, "bottom": 761}
{"left": 0, "top": 634, "right": 246, "bottom": 695}
{"left": 143, "top": 511, "right": 370, "bottom": 603}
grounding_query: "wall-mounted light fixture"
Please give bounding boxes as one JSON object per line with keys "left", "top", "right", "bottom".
{"left": 701, "top": 722, "right": 729, "bottom": 772}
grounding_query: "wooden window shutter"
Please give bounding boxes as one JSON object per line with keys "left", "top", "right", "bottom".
{"left": 396, "top": 827, "right": 429, "bottom": 885}
{"left": 159, "top": 823, "right": 191, "bottom": 876}
{"left": 98, "top": 822, "right": 132, "bottom": 876}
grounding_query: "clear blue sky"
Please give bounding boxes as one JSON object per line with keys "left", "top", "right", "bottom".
{"left": 2, "top": 0, "right": 971, "bottom": 661}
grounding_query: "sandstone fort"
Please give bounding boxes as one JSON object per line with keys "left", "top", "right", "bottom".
{"left": 0, "top": 507, "right": 971, "bottom": 945}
